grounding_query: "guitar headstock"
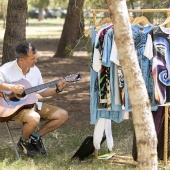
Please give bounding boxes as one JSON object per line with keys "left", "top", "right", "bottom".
{"left": 64, "top": 73, "right": 81, "bottom": 83}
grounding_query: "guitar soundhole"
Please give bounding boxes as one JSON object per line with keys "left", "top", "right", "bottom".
{"left": 14, "top": 93, "right": 26, "bottom": 99}
{"left": 10, "top": 97, "right": 20, "bottom": 102}
{"left": 21, "top": 92, "right": 26, "bottom": 97}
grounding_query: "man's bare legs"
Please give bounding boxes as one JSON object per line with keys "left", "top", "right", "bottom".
{"left": 36, "top": 108, "right": 68, "bottom": 136}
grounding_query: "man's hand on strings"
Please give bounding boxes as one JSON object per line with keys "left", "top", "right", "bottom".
{"left": 11, "top": 84, "right": 25, "bottom": 94}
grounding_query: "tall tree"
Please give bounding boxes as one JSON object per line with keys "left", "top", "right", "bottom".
{"left": 105, "top": 0, "right": 158, "bottom": 169}
{"left": 2, "top": 0, "right": 27, "bottom": 65}
{"left": 53, "top": 0, "right": 84, "bottom": 58}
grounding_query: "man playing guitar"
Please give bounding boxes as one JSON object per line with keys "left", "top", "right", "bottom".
{"left": 0, "top": 42, "right": 68, "bottom": 157}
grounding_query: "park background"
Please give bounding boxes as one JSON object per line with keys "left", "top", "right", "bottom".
{"left": 0, "top": 0, "right": 169, "bottom": 169}
{"left": 0, "top": 18, "right": 135, "bottom": 170}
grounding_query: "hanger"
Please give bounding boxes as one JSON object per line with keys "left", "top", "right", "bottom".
{"left": 84, "top": 17, "right": 112, "bottom": 34}
{"left": 95, "top": 16, "right": 134, "bottom": 27}
{"left": 159, "top": 16, "right": 170, "bottom": 26}
{"left": 94, "top": 17, "right": 112, "bottom": 28}
{"left": 129, "top": 16, "right": 134, "bottom": 23}
{"left": 132, "top": 16, "right": 140, "bottom": 25}
{"left": 84, "top": 28, "right": 91, "bottom": 35}
{"left": 132, "top": 16, "right": 152, "bottom": 26}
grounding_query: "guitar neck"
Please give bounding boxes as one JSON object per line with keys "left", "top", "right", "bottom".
{"left": 24, "top": 79, "right": 61, "bottom": 95}
{"left": 22, "top": 73, "right": 80, "bottom": 96}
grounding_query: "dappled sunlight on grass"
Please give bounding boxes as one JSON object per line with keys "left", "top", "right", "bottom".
{"left": 27, "top": 18, "right": 64, "bottom": 27}
{"left": 26, "top": 27, "right": 62, "bottom": 39}
{"left": 38, "top": 51, "right": 54, "bottom": 57}
{"left": 26, "top": 18, "right": 63, "bottom": 39}
{"left": 73, "top": 51, "right": 89, "bottom": 57}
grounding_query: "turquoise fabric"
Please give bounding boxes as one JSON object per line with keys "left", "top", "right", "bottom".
{"left": 124, "top": 24, "right": 157, "bottom": 112}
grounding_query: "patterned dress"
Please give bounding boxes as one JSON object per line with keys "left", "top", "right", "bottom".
{"left": 124, "top": 24, "right": 157, "bottom": 111}
{"left": 90, "top": 26, "right": 123, "bottom": 124}
{"left": 144, "top": 26, "right": 170, "bottom": 105}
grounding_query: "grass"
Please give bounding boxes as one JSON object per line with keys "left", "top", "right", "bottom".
{"left": 0, "top": 120, "right": 137, "bottom": 170}
{"left": 0, "top": 18, "right": 65, "bottom": 40}
{"left": 26, "top": 18, "right": 64, "bottom": 39}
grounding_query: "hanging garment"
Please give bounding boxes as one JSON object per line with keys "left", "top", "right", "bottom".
{"left": 93, "top": 118, "right": 114, "bottom": 151}
{"left": 102, "top": 28, "right": 123, "bottom": 107}
{"left": 124, "top": 24, "right": 157, "bottom": 112}
{"left": 105, "top": 119, "right": 114, "bottom": 151}
{"left": 144, "top": 26, "right": 170, "bottom": 105}
{"left": 93, "top": 24, "right": 113, "bottom": 72}
{"left": 102, "top": 28, "right": 114, "bottom": 67}
{"left": 93, "top": 118, "right": 106, "bottom": 150}
{"left": 98, "top": 66, "right": 111, "bottom": 109}
{"left": 95, "top": 25, "right": 113, "bottom": 109}
{"left": 132, "top": 106, "right": 170, "bottom": 161}
{"left": 90, "top": 26, "right": 123, "bottom": 125}
{"left": 114, "top": 65, "right": 122, "bottom": 105}
{"left": 97, "top": 26, "right": 123, "bottom": 109}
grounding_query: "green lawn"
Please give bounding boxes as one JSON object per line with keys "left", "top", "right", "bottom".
{"left": 0, "top": 120, "right": 138, "bottom": 170}
{"left": 0, "top": 18, "right": 64, "bottom": 40}
{"left": 26, "top": 18, "right": 64, "bottom": 39}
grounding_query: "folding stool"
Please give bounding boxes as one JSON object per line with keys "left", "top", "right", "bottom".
{"left": 5, "top": 121, "right": 20, "bottom": 159}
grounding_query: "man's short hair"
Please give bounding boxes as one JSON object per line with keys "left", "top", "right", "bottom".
{"left": 16, "top": 42, "right": 37, "bottom": 59}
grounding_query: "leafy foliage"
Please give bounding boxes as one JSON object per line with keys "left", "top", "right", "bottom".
{"left": 84, "top": 0, "right": 107, "bottom": 9}
{"left": 49, "top": 0, "right": 69, "bottom": 8}
{"left": 126, "top": 0, "right": 169, "bottom": 9}
{"left": 28, "top": 0, "right": 50, "bottom": 9}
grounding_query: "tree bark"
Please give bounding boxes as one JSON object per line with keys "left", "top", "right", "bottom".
{"left": 105, "top": 0, "right": 158, "bottom": 169}
{"left": 53, "top": 0, "right": 84, "bottom": 58}
{"left": 2, "top": 0, "right": 27, "bottom": 65}
{"left": 38, "top": 8, "right": 45, "bottom": 21}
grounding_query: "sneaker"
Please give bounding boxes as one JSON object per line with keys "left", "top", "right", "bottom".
{"left": 17, "top": 138, "right": 36, "bottom": 157}
{"left": 30, "top": 135, "right": 47, "bottom": 154}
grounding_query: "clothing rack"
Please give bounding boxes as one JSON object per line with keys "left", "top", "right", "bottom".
{"left": 91, "top": 9, "right": 170, "bottom": 27}
{"left": 90, "top": 8, "right": 170, "bottom": 167}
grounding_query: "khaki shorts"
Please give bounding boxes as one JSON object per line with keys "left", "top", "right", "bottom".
{"left": 12, "top": 103, "right": 60, "bottom": 122}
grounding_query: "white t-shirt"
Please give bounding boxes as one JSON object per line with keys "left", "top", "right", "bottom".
{"left": 0, "top": 60, "right": 44, "bottom": 89}
{"left": 0, "top": 60, "right": 44, "bottom": 109}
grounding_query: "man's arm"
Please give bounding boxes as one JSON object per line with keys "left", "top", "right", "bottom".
{"left": 38, "top": 79, "right": 67, "bottom": 97}
{"left": 0, "top": 82, "right": 25, "bottom": 95}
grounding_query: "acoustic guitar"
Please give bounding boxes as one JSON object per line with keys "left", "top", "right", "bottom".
{"left": 0, "top": 73, "right": 81, "bottom": 122}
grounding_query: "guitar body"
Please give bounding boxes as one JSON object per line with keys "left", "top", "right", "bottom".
{"left": 0, "top": 79, "right": 37, "bottom": 122}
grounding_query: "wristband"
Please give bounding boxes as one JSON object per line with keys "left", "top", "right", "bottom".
{"left": 56, "top": 86, "right": 62, "bottom": 93}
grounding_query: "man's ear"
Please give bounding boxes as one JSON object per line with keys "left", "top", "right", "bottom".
{"left": 19, "top": 57, "right": 26, "bottom": 62}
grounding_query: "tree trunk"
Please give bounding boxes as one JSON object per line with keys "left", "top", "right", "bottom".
{"left": 2, "top": 0, "right": 27, "bottom": 65}
{"left": 105, "top": 0, "right": 158, "bottom": 169}
{"left": 38, "top": 8, "right": 44, "bottom": 21}
{"left": 53, "top": 0, "right": 84, "bottom": 58}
